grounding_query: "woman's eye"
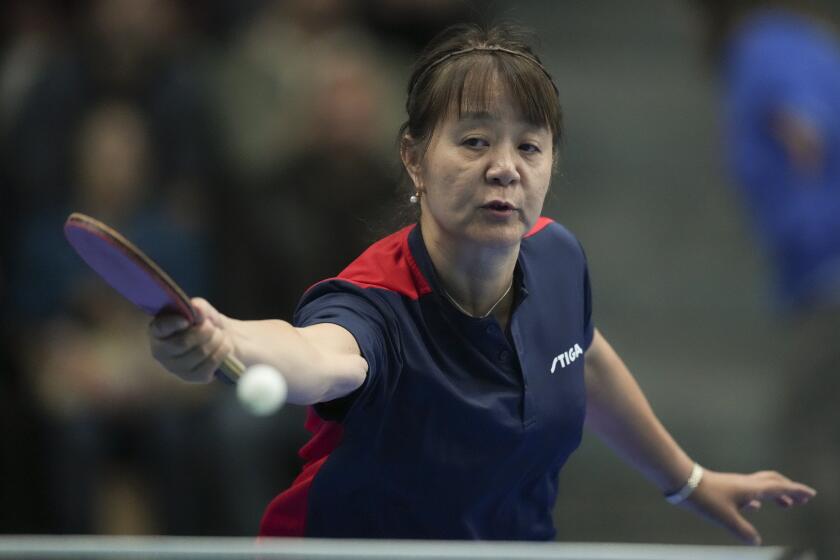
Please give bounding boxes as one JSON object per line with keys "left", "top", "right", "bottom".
{"left": 520, "top": 143, "right": 541, "bottom": 154}
{"left": 462, "top": 137, "right": 488, "bottom": 148}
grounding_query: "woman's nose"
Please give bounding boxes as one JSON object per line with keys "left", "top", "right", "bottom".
{"left": 486, "top": 149, "right": 520, "bottom": 186}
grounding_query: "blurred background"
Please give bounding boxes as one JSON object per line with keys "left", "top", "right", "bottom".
{"left": 1, "top": 0, "right": 838, "bottom": 557}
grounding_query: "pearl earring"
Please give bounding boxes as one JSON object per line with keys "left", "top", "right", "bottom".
{"left": 409, "top": 192, "right": 420, "bottom": 204}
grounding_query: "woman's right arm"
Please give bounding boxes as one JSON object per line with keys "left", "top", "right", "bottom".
{"left": 148, "top": 297, "right": 368, "bottom": 405}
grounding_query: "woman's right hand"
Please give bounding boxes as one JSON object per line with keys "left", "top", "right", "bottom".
{"left": 148, "top": 297, "right": 236, "bottom": 383}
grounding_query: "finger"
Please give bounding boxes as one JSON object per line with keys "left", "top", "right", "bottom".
{"left": 181, "top": 352, "right": 218, "bottom": 383}
{"left": 183, "top": 322, "right": 230, "bottom": 369}
{"left": 152, "top": 317, "right": 226, "bottom": 375}
{"left": 756, "top": 481, "right": 817, "bottom": 503}
{"left": 150, "top": 327, "right": 197, "bottom": 360}
{"left": 791, "top": 486, "right": 816, "bottom": 504}
{"left": 209, "top": 332, "right": 234, "bottom": 367}
{"left": 182, "top": 332, "right": 232, "bottom": 382}
{"left": 163, "top": 335, "right": 224, "bottom": 381}
{"left": 191, "top": 297, "right": 207, "bottom": 323}
{"left": 200, "top": 321, "right": 229, "bottom": 360}
{"left": 192, "top": 297, "right": 223, "bottom": 327}
{"left": 163, "top": 325, "right": 221, "bottom": 367}
{"left": 150, "top": 319, "right": 216, "bottom": 361}
{"left": 727, "top": 511, "right": 762, "bottom": 546}
{"left": 775, "top": 495, "right": 794, "bottom": 508}
{"left": 754, "top": 472, "right": 817, "bottom": 499}
{"left": 756, "top": 470, "right": 784, "bottom": 479}
{"left": 150, "top": 314, "right": 191, "bottom": 339}
{"left": 740, "top": 499, "right": 762, "bottom": 512}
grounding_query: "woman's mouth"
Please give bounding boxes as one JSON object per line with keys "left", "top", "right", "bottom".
{"left": 480, "top": 200, "right": 517, "bottom": 219}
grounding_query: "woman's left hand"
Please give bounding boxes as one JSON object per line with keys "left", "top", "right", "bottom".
{"left": 682, "top": 469, "right": 816, "bottom": 545}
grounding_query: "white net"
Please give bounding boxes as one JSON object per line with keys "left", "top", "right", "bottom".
{"left": 0, "top": 537, "right": 809, "bottom": 560}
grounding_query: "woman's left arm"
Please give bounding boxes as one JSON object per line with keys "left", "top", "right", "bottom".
{"left": 584, "top": 329, "right": 816, "bottom": 545}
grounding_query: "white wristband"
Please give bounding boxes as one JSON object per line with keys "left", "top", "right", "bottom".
{"left": 665, "top": 463, "right": 704, "bottom": 505}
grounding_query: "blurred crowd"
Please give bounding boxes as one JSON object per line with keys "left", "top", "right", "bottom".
{"left": 0, "top": 0, "right": 489, "bottom": 536}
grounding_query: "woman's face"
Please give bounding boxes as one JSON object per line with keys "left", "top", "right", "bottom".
{"left": 408, "top": 85, "right": 554, "bottom": 251}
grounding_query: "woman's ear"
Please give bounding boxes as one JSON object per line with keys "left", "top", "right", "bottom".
{"left": 400, "top": 134, "right": 423, "bottom": 190}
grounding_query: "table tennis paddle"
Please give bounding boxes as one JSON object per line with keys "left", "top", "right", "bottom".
{"left": 63, "top": 212, "right": 243, "bottom": 384}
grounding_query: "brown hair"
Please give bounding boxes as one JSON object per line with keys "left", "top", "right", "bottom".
{"left": 400, "top": 23, "right": 563, "bottom": 155}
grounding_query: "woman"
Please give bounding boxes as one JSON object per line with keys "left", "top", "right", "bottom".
{"left": 149, "top": 23, "right": 814, "bottom": 542}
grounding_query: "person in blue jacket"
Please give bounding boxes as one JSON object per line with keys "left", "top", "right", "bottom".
{"left": 718, "top": 4, "right": 840, "bottom": 310}
{"left": 148, "top": 23, "right": 814, "bottom": 543}
{"left": 699, "top": 0, "right": 840, "bottom": 554}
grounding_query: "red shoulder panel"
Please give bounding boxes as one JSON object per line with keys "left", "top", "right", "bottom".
{"left": 524, "top": 216, "right": 554, "bottom": 238}
{"left": 309, "top": 224, "right": 432, "bottom": 300}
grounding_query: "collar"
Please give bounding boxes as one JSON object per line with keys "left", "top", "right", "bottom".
{"left": 407, "top": 224, "right": 530, "bottom": 320}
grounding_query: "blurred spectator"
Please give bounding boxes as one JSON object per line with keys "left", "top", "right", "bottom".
{"left": 210, "top": 0, "right": 404, "bottom": 317}
{"left": 211, "top": 0, "right": 404, "bottom": 191}
{"left": 0, "top": 0, "right": 74, "bottom": 532}
{"left": 0, "top": 1, "right": 63, "bottom": 135}
{"left": 1, "top": 1, "right": 224, "bottom": 532}
{"left": 359, "top": 0, "right": 488, "bottom": 53}
{"left": 1, "top": 0, "right": 69, "bottom": 305}
{"left": 206, "top": 34, "right": 404, "bottom": 535}
{"left": 8, "top": 100, "right": 214, "bottom": 535}
{"left": 248, "top": 47, "right": 402, "bottom": 318}
{"left": 697, "top": 0, "right": 840, "bottom": 555}
{"left": 4, "top": 0, "right": 219, "bottom": 217}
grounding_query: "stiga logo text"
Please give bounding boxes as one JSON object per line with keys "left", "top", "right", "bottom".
{"left": 550, "top": 344, "right": 583, "bottom": 373}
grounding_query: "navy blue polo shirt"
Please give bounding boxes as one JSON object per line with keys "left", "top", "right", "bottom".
{"left": 260, "top": 217, "right": 593, "bottom": 540}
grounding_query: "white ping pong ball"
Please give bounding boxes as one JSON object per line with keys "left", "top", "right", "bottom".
{"left": 237, "top": 364, "right": 287, "bottom": 416}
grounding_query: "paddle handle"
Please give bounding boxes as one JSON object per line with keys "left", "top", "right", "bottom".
{"left": 216, "top": 354, "right": 246, "bottom": 384}
{"left": 186, "top": 302, "right": 245, "bottom": 384}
